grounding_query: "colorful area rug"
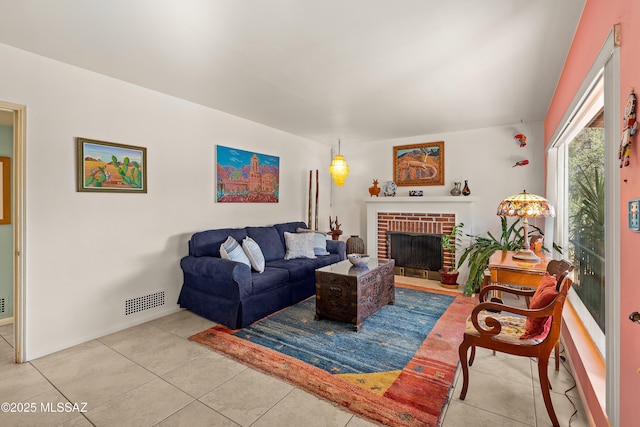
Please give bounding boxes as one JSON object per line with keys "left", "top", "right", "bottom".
{"left": 190, "top": 284, "right": 476, "bottom": 427}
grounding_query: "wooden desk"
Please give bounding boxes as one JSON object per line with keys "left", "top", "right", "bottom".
{"left": 488, "top": 250, "right": 551, "bottom": 289}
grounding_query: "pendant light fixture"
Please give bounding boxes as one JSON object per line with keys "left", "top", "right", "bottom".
{"left": 328, "top": 139, "right": 349, "bottom": 186}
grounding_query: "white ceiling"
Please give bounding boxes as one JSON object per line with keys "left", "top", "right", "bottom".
{"left": 0, "top": 0, "right": 585, "bottom": 144}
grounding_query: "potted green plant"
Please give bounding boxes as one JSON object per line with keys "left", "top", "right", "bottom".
{"left": 456, "top": 217, "right": 522, "bottom": 295}
{"left": 457, "top": 217, "right": 561, "bottom": 296}
{"left": 439, "top": 222, "right": 464, "bottom": 288}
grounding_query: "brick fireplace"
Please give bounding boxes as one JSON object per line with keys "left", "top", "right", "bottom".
{"left": 377, "top": 212, "right": 456, "bottom": 271}
{"left": 364, "top": 196, "right": 477, "bottom": 281}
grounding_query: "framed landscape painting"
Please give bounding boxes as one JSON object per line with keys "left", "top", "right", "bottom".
{"left": 77, "top": 138, "right": 147, "bottom": 193}
{"left": 393, "top": 141, "right": 444, "bottom": 186}
{"left": 216, "top": 145, "right": 280, "bottom": 203}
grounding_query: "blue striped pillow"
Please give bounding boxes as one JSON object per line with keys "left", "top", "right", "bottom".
{"left": 242, "top": 237, "right": 265, "bottom": 273}
{"left": 219, "top": 236, "right": 251, "bottom": 267}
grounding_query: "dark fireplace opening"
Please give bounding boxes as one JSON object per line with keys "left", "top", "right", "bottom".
{"left": 386, "top": 232, "right": 443, "bottom": 279}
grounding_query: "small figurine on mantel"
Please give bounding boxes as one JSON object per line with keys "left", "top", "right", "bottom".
{"left": 327, "top": 216, "right": 343, "bottom": 240}
{"left": 368, "top": 179, "right": 381, "bottom": 197}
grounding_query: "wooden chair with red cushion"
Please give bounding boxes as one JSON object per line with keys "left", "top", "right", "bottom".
{"left": 458, "top": 259, "right": 574, "bottom": 427}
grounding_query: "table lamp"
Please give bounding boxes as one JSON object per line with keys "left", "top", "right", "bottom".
{"left": 496, "top": 190, "right": 555, "bottom": 261}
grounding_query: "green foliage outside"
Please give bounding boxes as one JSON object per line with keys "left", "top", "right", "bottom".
{"left": 568, "top": 127, "right": 605, "bottom": 244}
{"left": 567, "top": 126, "right": 605, "bottom": 331}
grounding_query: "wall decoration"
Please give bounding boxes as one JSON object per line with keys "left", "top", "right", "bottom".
{"left": 514, "top": 133, "right": 527, "bottom": 147}
{"left": 328, "top": 216, "right": 342, "bottom": 240}
{"left": 382, "top": 180, "right": 397, "bottom": 197}
{"left": 393, "top": 141, "right": 444, "bottom": 186}
{"left": 76, "top": 138, "right": 147, "bottom": 193}
{"left": 619, "top": 89, "right": 638, "bottom": 167}
{"left": 307, "top": 170, "right": 319, "bottom": 228}
{"left": 0, "top": 156, "right": 10, "bottom": 224}
{"left": 629, "top": 199, "right": 640, "bottom": 231}
{"left": 216, "top": 145, "right": 279, "bottom": 203}
{"left": 510, "top": 133, "right": 529, "bottom": 167}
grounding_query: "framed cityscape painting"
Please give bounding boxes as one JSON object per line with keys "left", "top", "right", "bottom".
{"left": 77, "top": 138, "right": 147, "bottom": 193}
{"left": 216, "top": 145, "right": 280, "bottom": 203}
{"left": 393, "top": 141, "right": 444, "bottom": 186}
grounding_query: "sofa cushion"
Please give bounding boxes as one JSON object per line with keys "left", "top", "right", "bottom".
{"left": 326, "top": 240, "right": 346, "bottom": 259}
{"left": 242, "top": 237, "right": 265, "bottom": 273}
{"left": 250, "top": 267, "right": 290, "bottom": 295}
{"left": 267, "top": 258, "right": 318, "bottom": 282}
{"left": 190, "top": 228, "right": 247, "bottom": 257}
{"left": 274, "top": 221, "right": 308, "bottom": 248}
{"left": 220, "top": 236, "right": 251, "bottom": 267}
{"left": 297, "top": 227, "right": 330, "bottom": 256}
{"left": 246, "top": 226, "right": 285, "bottom": 262}
{"left": 284, "top": 232, "right": 316, "bottom": 260}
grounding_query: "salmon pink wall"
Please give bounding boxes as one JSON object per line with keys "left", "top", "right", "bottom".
{"left": 545, "top": 0, "right": 640, "bottom": 425}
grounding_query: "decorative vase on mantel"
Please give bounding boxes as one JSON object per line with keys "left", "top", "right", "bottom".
{"left": 450, "top": 182, "right": 462, "bottom": 196}
{"left": 462, "top": 180, "right": 471, "bottom": 196}
{"left": 346, "top": 235, "right": 365, "bottom": 254}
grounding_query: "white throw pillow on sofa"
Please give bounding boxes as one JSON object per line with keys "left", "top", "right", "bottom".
{"left": 220, "top": 236, "right": 251, "bottom": 267}
{"left": 242, "top": 237, "right": 265, "bottom": 273}
{"left": 296, "top": 228, "right": 330, "bottom": 256}
{"left": 284, "top": 231, "right": 316, "bottom": 260}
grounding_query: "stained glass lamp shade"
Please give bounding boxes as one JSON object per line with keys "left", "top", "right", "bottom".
{"left": 496, "top": 190, "right": 555, "bottom": 261}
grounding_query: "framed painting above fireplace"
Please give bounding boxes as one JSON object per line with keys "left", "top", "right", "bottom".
{"left": 393, "top": 141, "right": 444, "bottom": 186}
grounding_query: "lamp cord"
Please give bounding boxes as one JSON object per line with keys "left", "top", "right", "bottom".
{"left": 558, "top": 343, "right": 579, "bottom": 426}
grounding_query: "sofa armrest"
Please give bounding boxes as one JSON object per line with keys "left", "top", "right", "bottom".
{"left": 326, "top": 240, "right": 346, "bottom": 260}
{"left": 180, "top": 256, "right": 252, "bottom": 299}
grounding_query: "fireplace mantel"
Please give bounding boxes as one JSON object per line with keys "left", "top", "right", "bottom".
{"left": 364, "top": 196, "right": 478, "bottom": 204}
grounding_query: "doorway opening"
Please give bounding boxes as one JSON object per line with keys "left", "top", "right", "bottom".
{"left": 0, "top": 101, "right": 25, "bottom": 363}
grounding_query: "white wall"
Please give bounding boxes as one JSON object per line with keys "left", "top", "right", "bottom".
{"left": 0, "top": 43, "right": 333, "bottom": 360}
{"left": 333, "top": 123, "right": 546, "bottom": 249}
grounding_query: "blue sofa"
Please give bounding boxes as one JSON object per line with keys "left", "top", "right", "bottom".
{"left": 178, "top": 221, "right": 346, "bottom": 329}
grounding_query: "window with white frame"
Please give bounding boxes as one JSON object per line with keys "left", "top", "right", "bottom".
{"left": 548, "top": 74, "right": 606, "bottom": 356}
{"left": 545, "top": 27, "right": 620, "bottom": 425}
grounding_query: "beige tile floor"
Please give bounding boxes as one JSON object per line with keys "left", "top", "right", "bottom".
{"left": 0, "top": 278, "right": 591, "bottom": 426}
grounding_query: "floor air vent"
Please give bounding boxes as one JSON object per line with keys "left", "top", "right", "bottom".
{"left": 0, "top": 297, "right": 5, "bottom": 314}
{"left": 125, "top": 291, "right": 165, "bottom": 315}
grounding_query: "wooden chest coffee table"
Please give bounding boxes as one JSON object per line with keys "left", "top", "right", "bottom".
{"left": 315, "top": 258, "right": 395, "bottom": 331}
